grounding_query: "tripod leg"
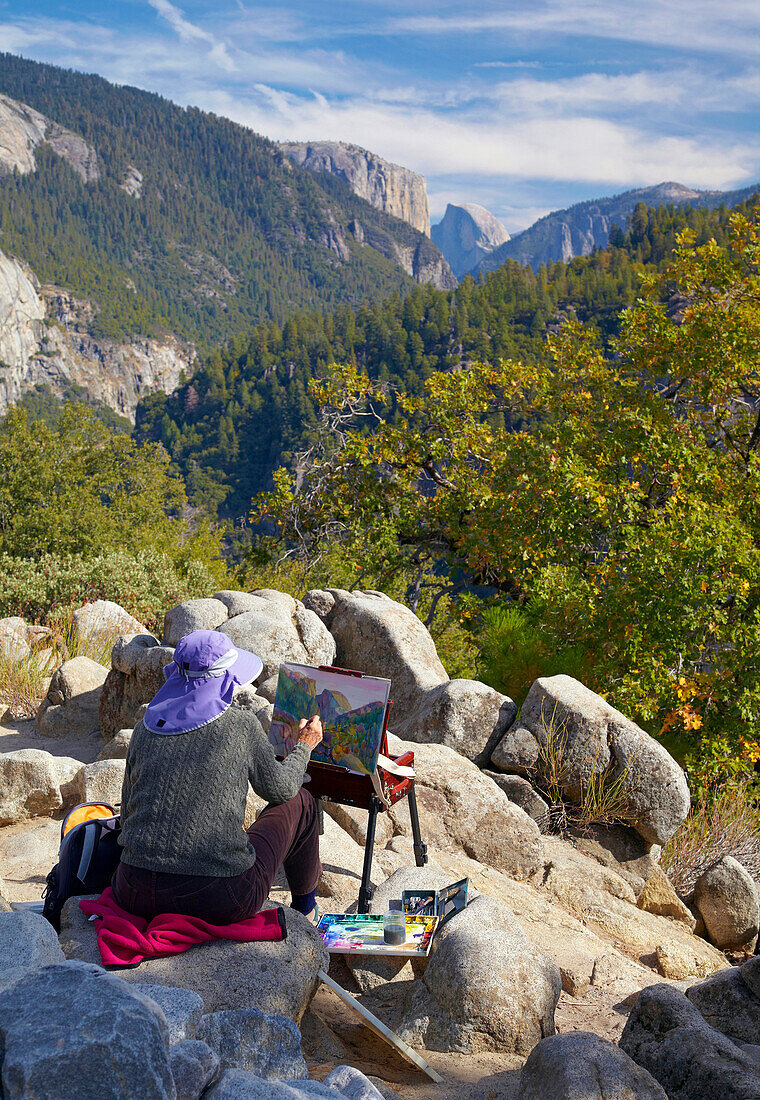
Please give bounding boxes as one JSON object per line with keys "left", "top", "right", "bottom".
{"left": 357, "top": 798, "right": 380, "bottom": 914}
{"left": 407, "top": 783, "right": 428, "bottom": 867}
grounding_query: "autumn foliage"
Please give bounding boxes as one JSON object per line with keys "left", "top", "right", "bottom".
{"left": 258, "top": 208, "right": 760, "bottom": 786}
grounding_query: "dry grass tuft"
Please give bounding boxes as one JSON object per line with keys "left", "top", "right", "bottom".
{"left": 0, "top": 651, "right": 54, "bottom": 720}
{"left": 532, "top": 702, "right": 631, "bottom": 833}
{"left": 45, "top": 610, "right": 127, "bottom": 669}
{"left": 662, "top": 783, "right": 760, "bottom": 896}
{"left": 0, "top": 611, "right": 125, "bottom": 723}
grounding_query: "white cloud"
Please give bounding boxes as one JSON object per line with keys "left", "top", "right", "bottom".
{"left": 3, "top": 2, "right": 759, "bottom": 231}
{"left": 145, "top": 0, "right": 237, "bottom": 71}
{"left": 200, "top": 82, "right": 757, "bottom": 191}
{"left": 388, "top": 0, "right": 760, "bottom": 60}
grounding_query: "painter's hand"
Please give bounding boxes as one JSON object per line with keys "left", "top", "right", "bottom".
{"left": 297, "top": 715, "right": 323, "bottom": 750}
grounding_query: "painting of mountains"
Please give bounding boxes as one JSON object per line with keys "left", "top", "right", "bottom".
{"left": 269, "top": 663, "right": 391, "bottom": 776}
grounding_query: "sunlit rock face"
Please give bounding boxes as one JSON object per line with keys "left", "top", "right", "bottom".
{"left": 432, "top": 203, "right": 510, "bottom": 278}
{"left": 0, "top": 92, "right": 99, "bottom": 181}
{"left": 280, "top": 139, "right": 431, "bottom": 236}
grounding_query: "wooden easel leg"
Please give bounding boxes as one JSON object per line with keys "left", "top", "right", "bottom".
{"left": 407, "top": 782, "right": 428, "bottom": 868}
{"left": 357, "top": 797, "right": 382, "bottom": 914}
{"left": 316, "top": 796, "right": 324, "bottom": 836}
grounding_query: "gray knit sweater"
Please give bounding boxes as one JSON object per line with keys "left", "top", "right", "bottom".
{"left": 118, "top": 705, "right": 312, "bottom": 877}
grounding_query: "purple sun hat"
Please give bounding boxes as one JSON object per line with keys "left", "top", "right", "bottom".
{"left": 143, "top": 630, "right": 263, "bottom": 735}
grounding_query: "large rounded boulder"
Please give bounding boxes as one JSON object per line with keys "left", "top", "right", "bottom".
{"left": 303, "top": 589, "right": 448, "bottom": 716}
{"left": 220, "top": 591, "right": 335, "bottom": 683}
{"left": 491, "top": 675, "right": 690, "bottom": 846}
{"left": 377, "top": 895, "right": 561, "bottom": 1054}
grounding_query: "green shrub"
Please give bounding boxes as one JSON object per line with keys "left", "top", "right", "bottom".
{"left": 0, "top": 550, "right": 220, "bottom": 634}
{"left": 476, "top": 603, "right": 590, "bottom": 704}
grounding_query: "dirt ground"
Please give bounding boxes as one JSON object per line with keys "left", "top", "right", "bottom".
{"left": 0, "top": 714, "right": 102, "bottom": 763}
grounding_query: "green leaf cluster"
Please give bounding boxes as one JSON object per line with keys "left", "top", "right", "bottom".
{"left": 0, "top": 403, "right": 224, "bottom": 576}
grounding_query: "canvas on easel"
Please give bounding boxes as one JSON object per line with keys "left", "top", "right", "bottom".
{"left": 269, "top": 663, "right": 391, "bottom": 777}
{"left": 268, "top": 661, "right": 428, "bottom": 913}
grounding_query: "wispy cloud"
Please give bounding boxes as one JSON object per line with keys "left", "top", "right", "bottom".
{"left": 145, "top": 0, "right": 236, "bottom": 71}
{"left": 202, "top": 82, "right": 757, "bottom": 190}
{"left": 388, "top": 0, "right": 760, "bottom": 59}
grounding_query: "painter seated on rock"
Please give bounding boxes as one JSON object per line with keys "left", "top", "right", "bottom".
{"left": 113, "top": 630, "right": 323, "bottom": 923}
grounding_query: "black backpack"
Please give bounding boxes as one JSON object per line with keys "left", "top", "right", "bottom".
{"left": 42, "top": 802, "right": 122, "bottom": 931}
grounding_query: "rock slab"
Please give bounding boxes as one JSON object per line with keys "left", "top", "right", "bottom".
{"left": 0, "top": 960, "right": 174, "bottom": 1099}
{"left": 518, "top": 1031, "right": 667, "bottom": 1099}
{"left": 620, "top": 983, "right": 760, "bottom": 1100}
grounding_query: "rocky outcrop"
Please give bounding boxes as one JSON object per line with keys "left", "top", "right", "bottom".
{"left": 0, "top": 250, "right": 192, "bottom": 420}
{"left": 431, "top": 202, "right": 510, "bottom": 278}
{"left": 163, "top": 598, "right": 229, "bottom": 646}
{"left": 0, "top": 911, "right": 65, "bottom": 990}
{"left": 491, "top": 674, "right": 690, "bottom": 846}
{"left": 280, "top": 140, "right": 431, "bottom": 235}
{"left": 0, "top": 252, "right": 47, "bottom": 390}
{"left": 620, "top": 983, "right": 760, "bottom": 1099}
{"left": 196, "top": 1008, "right": 307, "bottom": 1081}
{"left": 71, "top": 759, "right": 126, "bottom": 807}
{"left": 383, "top": 235, "right": 457, "bottom": 290}
{"left": 120, "top": 165, "right": 143, "bottom": 197}
{"left": 0, "top": 93, "right": 99, "bottom": 181}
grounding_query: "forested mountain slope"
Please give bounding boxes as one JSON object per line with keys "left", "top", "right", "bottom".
{"left": 136, "top": 199, "right": 743, "bottom": 518}
{"left": 0, "top": 55, "right": 451, "bottom": 352}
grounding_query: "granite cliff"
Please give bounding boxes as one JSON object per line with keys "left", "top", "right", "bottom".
{"left": 280, "top": 140, "right": 431, "bottom": 236}
{"left": 0, "top": 92, "right": 99, "bottom": 182}
{"left": 476, "top": 181, "right": 760, "bottom": 274}
{"left": 0, "top": 250, "right": 189, "bottom": 421}
{"left": 431, "top": 202, "right": 510, "bottom": 278}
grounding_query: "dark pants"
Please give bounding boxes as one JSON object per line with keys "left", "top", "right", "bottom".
{"left": 112, "top": 787, "right": 321, "bottom": 924}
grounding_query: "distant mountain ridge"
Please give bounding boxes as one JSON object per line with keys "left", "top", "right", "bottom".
{"left": 476, "top": 181, "right": 760, "bottom": 274}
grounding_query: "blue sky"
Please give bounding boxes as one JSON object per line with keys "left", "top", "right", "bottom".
{"left": 2, "top": 0, "right": 759, "bottom": 231}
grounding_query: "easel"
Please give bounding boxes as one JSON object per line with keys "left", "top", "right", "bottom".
{"left": 305, "top": 666, "right": 428, "bottom": 913}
